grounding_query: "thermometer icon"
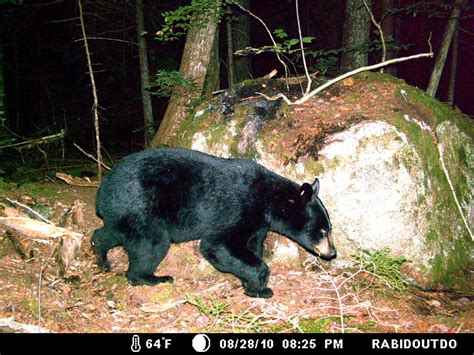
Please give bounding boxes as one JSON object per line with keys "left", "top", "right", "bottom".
{"left": 131, "top": 335, "right": 141, "bottom": 353}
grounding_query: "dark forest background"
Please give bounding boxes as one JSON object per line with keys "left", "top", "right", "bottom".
{"left": 0, "top": 0, "right": 473, "bottom": 154}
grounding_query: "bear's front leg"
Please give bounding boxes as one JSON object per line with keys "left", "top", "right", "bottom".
{"left": 241, "top": 263, "right": 273, "bottom": 298}
{"left": 200, "top": 238, "right": 273, "bottom": 298}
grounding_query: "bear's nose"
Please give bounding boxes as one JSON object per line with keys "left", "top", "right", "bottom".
{"left": 319, "top": 229, "right": 337, "bottom": 260}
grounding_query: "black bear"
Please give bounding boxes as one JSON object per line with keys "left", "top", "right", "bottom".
{"left": 92, "top": 148, "right": 336, "bottom": 298}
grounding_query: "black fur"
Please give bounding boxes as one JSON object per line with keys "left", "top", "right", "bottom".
{"left": 92, "top": 148, "right": 334, "bottom": 298}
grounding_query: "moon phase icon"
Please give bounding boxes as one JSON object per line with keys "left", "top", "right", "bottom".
{"left": 192, "top": 334, "right": 211, "bottom": 352}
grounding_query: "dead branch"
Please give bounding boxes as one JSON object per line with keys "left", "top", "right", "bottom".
{"left": 362, "top": 0, "right": 386, "bottom": 69}
{"left": 55, "top": 173, "right": 99, "bottom": 187}
{"left": 4, "top": 197, "right": 53, "bottom": 225}
{"left": 232, "top": 1, "right": 290, "bottom": 85}
{"left": 73, "top": 142, "right": 111, "bottom": 171}
{"left": 295, "top": 0, "right": 311, "bottom": 94}
{"left": 0, "top": 130, "right": 65, "bottom": 151}
{"left": 78, "top": 0, "right": 103, "bottom": 182}
{"left": 0, "top": 217, "right": 82, "bottom": 241}
{"left": 437, "top": 143, "right": 473, "bottom": 240}
{"left": 303, "top": 257, "right": 400, "bottom": 333}
{"left": 0, "top": 215, "right": 83, "bottom": 269}
{"left": 38, "top": 261, "right": 46, "bottom": 331}
{"left": 75, "top": 36, "right": 137, "bottom": 46}
{"left": 258, "top": 51, "right": 434, "bottom": 105}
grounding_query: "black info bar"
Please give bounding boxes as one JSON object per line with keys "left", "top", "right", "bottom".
{"left": 0, "top": 333, "right": 471, "bottom": 354}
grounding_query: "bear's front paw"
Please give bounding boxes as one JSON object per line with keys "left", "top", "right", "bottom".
{"left": 158, "top": 276, "right": 174, "bottom": 283}
{"left": 127, "top": 274, "right": 174, "bottom": 286}
{"left": 244, "top": 287, "right": 273, "bottom": 298}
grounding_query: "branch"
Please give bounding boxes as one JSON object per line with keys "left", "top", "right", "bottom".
{"left": 437, "top": 143, "right": 473, "bottom": 240}
{"left": 258, "top": 51, "right": 434, "bottom": 105}
{"left": 0, "top": 130, "right": 65, "bottom": 150}
{"left": 78, "top": 0, "right": 103, "bottom": 182}
{"left": 4, "top": 197, "right": 53, "bottom": 225}
{"left": 362, "top": 0, "right": 386, "bottom": 69}
{"left": 295, "top": 0, "right": 311, "bottom": 94}
{"left": 73, "top": 142, "right": 111, "bottom": 171}
{"left": 231, "top": 1, "right": 290, "bottom": 85}
{"left": 75, "top": 37, "right": 137, "bottom": 46}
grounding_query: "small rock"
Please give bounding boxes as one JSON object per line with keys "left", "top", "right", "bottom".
{"left": 107, "top": 300, "right": 117, "bottom": 309}
{"left": 456, "top": 297, "right": 470, "bottom": 305}
{"left": 195, "top": 315, "right": 209, "bottom": 327}
{"left": 428, "top": 300, "right": 441, "bottom": 308}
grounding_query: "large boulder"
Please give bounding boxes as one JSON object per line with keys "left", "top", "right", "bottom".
{"left": 172, "top": 73, "right": 473, "bottom": 289}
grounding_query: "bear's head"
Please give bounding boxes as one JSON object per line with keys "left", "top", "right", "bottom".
{"left": 274, "top": 178, "right": 337, "bottom": 261}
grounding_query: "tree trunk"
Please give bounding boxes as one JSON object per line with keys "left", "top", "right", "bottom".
{"left": 150, "top": 0, "right": 222, "bottom": 148}
{"left": 136, "top": 0, "right": 154, "bottom": 147}
{"left": 381, "top": 0, "right": 399, "bottom": 76}
{"left": 226, "top": 17, "right": 235, "bottom": 87}
{"left": 426, "top": 0, "right": 462, "bottom": 98}
{"left": 340, "top": 0, "right": 372, "bottom": 72}
{"left": 203, "top": 30, "right": 220, "bottom": 96}
{"left": 447, "top": 26, "right": 459, "bottom": 105}
{"left": 0, "top": 47, "right": 6, "bottom": 127}
{"left": 232, "top": 0, "right": 251, "bottom": 82}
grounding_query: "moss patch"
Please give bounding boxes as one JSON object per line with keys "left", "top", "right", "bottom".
{"left": 18, "top": 182, "right": 59, "bottom": 200}
{"left": 100, "top": 274, "right": 128, "bottom": 289}
{"left": 386, "top": 112, "right": 471, "bottom": 288}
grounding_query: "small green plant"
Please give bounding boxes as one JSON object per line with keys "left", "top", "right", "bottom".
{"left": 299, "top": 317, "right": 333, "bottom": 333}
{"left": 311, "top": 56, "right": 339, "bottom": 76}
{"left": 235, "top": 28, "right": 314, "bottom": 57}
{"left": 353, "top": 247, "right": 408, "bottom": 293}
{"left": 149, "top": 70, "right": 196, "bottom": 98}
{"left": 184, "top": 294, "right": 229, "bottom": 318}
{"left": 183, "top": 294, "right": 277, "bottom": 332}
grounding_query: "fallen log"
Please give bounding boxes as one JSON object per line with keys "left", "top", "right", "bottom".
{"left": 0, "top": 216, "right": 83, "bottom": 270}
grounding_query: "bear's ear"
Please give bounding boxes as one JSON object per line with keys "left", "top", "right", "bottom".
{"left": 311, "top": 177, "right": 320, "bottom": 195}
{"left": 299, "top": 183, "right": 313, "bottom": 205}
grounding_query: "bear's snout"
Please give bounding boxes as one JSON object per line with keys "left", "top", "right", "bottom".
{"left": 314, "top": 229, "right": 337, "bottom": 261}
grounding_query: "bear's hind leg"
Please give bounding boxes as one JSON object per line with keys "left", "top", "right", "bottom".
{"left": 92, "top": 227, "right": 122, "bottom": 271}
{"left": 125, "top": 236, "right": 173, "bottom": 286}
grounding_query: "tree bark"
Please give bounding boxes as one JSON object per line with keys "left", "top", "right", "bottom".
{"left": 447, "top": 26, "right": 459, "bottom": 105}
{"left": 226, "top": 17, "right": 235, "bottom": 87}
{"left": 136, "top": 0, "right": 154, "bottom": 147}
{"left": 150, "top": 0, "right": 222, "bottom": 147}
{"left": 427, "top": 0, "right": 463, "bottom": 98}
{"left": 0, "top": 47, "right": 6, "bottom": 127}
{"left": 381, "top": 0, "right": 399, "bottom": 76}
{"left": 232, "top": 0, "right": 251, "bottom": 82}
{"left": 203, "top": 30, "right": 220, "bottom": 96}
{"left": 340, "top": 0, "right": 372, "bottom": 72}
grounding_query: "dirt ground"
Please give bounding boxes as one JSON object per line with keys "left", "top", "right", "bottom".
{"left": 0, "top": 182, "right": 472, "bottom": 334}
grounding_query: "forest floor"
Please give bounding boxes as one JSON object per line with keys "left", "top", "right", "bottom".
{"left": 0, "top": 182, "right": 472, "bottom": 334}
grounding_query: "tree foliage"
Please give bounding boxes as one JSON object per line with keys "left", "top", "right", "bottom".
{"left": 155, "top": 0, "right": 223, "bottom": 41}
